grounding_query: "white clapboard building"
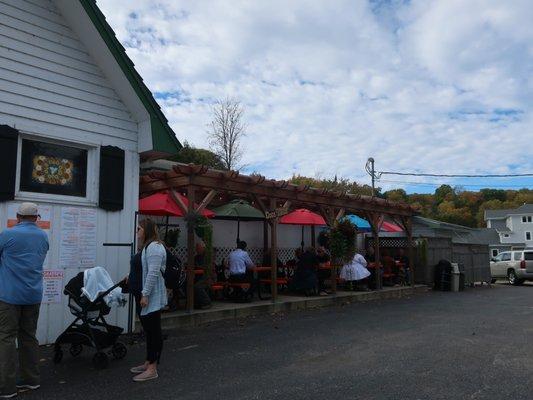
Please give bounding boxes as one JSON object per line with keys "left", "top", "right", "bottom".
{"left": 0, "top": 0, "right": 180, "bottom": 344}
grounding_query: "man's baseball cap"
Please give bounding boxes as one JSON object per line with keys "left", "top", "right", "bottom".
{"left": 17, "top": 202, "right": 39, "bottom": 216}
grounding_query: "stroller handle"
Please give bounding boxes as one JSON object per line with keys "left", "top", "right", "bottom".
{"left": 65, "top": 278, "right": 127, "bottom": 311}
{"left": 93, "top": 278, "right": 127, "bottom": 303}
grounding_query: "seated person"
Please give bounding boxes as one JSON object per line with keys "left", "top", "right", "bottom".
{"left": 316, "top": 246, "right": 331, "bottom": 295}
{"left": 289, "top": 247, "right": 319, "bottom": 296}
{"left": 381, "top": 250, "right": 397, "bottom": 285}
{"left": 227, "top": 240, "right": 255, "bottom": 296}
{"left": 395, "top": 248, "right": 410, "bottom": 284}
{"left": 340, "top": 250, "right": 371, "bottom": 291}
{"left": 285, "top": 248, "right": 302, "bottom": 279}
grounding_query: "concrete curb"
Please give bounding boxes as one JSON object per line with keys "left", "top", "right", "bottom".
{"left": 159, "top": 285, "right": 429, "bottom": 330}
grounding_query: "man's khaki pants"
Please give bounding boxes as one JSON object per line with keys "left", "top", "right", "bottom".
{"left": 0, "top": 301, "right": 40, "bottom": 395}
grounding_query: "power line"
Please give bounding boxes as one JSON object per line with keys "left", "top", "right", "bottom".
{"left": 378, "top": 179, "right": 532, "bottom": 189}
{"left": 379, "top": 171, "right": 533, "bottom": 178}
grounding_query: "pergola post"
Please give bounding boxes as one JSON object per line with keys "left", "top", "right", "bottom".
{"left": 270, "top": 198, "right": 278, "bottom": 302}
{"left": 398, "top": 216, "right": 415, "bottom": 287}
{"left": 406, "top": 219, "right": 415, "bottom": 286}
{"left": 186, "top": 186, "right": 196, "bottom": 312}
{"left": 319, "top": 206, "right": 337, "bottom": 294}
{"left": 366, "top": 212, "right": 383, "bottom": 291}
{"left": 263, "top": 219, "right": 269, "bottom": 261}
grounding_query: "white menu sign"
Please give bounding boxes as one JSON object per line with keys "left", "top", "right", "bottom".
{"left": 42, "top": 270, "right": 64, "bottom": 304}
{"left": 59, "top": 207, "right": 97, "bottom": 269}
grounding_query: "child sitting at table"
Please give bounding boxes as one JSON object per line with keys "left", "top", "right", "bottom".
{"left": 340, "top": 250, "right": 371, "bottom": 291}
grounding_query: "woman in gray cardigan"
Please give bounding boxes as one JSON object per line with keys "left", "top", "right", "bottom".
{"left": 130, "top": 218, "right": 167, "bottom": 382}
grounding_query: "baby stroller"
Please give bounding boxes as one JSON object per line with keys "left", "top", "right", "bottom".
{"left": 53, "top": 267, "right": 127, "bottom": 369}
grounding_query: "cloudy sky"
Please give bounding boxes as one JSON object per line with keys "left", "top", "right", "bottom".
{"left": 97, "top": 0, "right": 533, "bottom": 193}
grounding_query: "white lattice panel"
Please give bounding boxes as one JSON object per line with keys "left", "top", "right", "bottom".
{"left": 168, "top": 246, "right": 300, "bottom": 265}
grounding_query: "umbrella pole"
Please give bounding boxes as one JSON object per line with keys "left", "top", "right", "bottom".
{"left": 236, "top": 219, "right": 240, "bottom": 245}
{"left": 164, "top": 215, "right": 169, "bottom": 243}
{"left": 301, "top": 226, "right": 304, "bottom": 250}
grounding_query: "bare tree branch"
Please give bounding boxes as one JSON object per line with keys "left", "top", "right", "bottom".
{"left": 207, "top": 97, "right": 247, "bottom": 171}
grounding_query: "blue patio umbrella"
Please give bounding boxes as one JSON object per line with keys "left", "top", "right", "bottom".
{"left": 343, "top": 214, "right": 371, "bottom": 232}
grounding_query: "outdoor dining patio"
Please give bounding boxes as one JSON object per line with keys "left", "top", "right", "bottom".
{"left": 139, "top": 163, "right": 417, "bottom": 313}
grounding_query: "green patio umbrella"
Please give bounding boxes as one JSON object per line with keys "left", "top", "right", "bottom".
{"left": 212, "top": 199, "right": 265, "bottom": 244}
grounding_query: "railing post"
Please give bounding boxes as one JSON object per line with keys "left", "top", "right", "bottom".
{"left": 186, "top": 187, "right": 196, "bottom": 312}
{"left": 270, "top": 198, "right": 278, "bottom": 302}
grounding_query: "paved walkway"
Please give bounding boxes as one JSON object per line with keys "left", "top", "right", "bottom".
{"left": 25, "top": 283, "right": 533, "bottom": 400}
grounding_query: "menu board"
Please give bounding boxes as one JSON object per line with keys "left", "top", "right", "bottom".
{"left": 59, "top": 207, "right": 97, "bottom": 269}
{"left": 42, "top": 270, "right": 64, "bottom": 304}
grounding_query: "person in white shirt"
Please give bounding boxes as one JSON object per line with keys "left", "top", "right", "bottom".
{"left": 227, "top": 241, "right": 255, "bottom": 299}
{"left": 340, "top": 250, "right": 371, "bottom": 291}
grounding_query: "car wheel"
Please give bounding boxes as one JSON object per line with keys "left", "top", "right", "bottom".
{"left": 508, "top": 270, "right": 524, "bottom": 286}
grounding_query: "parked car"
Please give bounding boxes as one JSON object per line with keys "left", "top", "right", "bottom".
{"left": 490, "top": 250, "right": 533, "bottom": 285}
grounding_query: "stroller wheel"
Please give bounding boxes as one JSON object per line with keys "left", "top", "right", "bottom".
{"left": 53, "top": 348, "right": 63, "bottom": 364}
{"left": 111, "top": 342, "right": 127, "bottom": 360}
{"left": 69, "top": 344, "right": 83, "bottom": 357}
{"left": 92, "top": 352, "right": 109, "bottom": 370}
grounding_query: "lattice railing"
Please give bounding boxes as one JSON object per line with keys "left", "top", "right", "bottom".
{"left": 366, "top": 238, "right": 408, "bottom": 248}
{"left": 168, "top": 246, "right": 300, "bottom": 265}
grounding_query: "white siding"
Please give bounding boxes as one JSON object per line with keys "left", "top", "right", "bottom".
{"left": 0, "top": 0, "right": 141, "bottom": 344}
{"left": 0, "top": 0, "right": 138, "bottom": 144}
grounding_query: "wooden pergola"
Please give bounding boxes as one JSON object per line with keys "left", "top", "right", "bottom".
{"left": 140, "top": 163, "right": 417, "bottom": 312}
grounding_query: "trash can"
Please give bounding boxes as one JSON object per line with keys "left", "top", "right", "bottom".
{"left": 459, "top": 273, "right": 465, "bottom": 291}
{"left": 434, "top": 260, "right": 453, "bottom": 291}
{"left": 451, "top": 263, "right": 460, "bottom": 292}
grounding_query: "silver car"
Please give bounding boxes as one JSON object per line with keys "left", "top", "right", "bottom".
{"left": 490, "top": 250, "right": 533, "bottom": 285}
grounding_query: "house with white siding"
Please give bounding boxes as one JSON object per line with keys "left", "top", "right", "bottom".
{"left": 0, "top": 0, "right": 180, "bottom": 344}
{"left": 484, "top": 204, "right": 533, "bottom": 256}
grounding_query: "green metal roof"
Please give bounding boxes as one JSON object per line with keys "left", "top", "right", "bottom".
{"left": 79, "top": 0, "right": 181, "bottom": 156}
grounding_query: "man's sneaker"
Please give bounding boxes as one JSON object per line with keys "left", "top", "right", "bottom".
{"left": 0, "top": 392, "right": 17, "bottom": 398}
{"left": 16, "top": 384, "right": 40, "bottom": 392}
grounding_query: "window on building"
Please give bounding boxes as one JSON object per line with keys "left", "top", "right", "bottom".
{"left": 523, "top": 216, "right": 527, "bottom": 223}
{"left": 526, "top": 232, "right": 532, "bottom": 241}
{"left": 503, "top": 234, "right": 510, "bottom": 238}
{"left": 528, "top": 216, "right": 532, "bottom": 223}
{"left": 19, "top": 139, "right": 88, "bottom": 197}
{"left": 491, "top": 249, "right": 499, "bottom": 258}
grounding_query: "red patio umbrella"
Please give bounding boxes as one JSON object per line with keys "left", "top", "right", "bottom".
{"left": 139, "top": 191, "right": 215, "bottom": 218}
{"left": 280, "top": 209, "right": 327, "bottom": 249}
{"left": 381, "top": 221, "right": 403, "bottom": 232}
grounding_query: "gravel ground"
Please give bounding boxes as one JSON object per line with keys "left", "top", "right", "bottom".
{"left": 22, "top": 283, "right": 533, "bottom": 400}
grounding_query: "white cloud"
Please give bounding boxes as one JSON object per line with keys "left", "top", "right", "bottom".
{"left": 96, "top": 0, "right": 533, "bottom": 191}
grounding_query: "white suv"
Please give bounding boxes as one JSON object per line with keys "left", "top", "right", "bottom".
{"left": 490, "top": 250, "right": 533, "bottom": 285}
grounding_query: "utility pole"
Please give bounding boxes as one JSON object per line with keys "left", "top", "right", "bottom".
{"left": 366, "top": 157, "right": 376, "bottom": 197}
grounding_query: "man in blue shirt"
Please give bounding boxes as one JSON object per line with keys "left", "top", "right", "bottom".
{"left": 0, "top": 203, "right": 49, "bottom": 398}
{"left": 227, "top": 241, "right": 255, "bottom": 301}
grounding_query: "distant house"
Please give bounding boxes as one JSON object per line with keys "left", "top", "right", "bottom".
{"left": 484, "top": 204, "right": 533, "bottom": 256}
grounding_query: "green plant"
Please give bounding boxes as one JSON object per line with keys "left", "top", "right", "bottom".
{"left": 164, "top": 228, "right": 180, "bottom": 248}
{"left": 317, "top": 229, "right": 330, "bottom": 248}
{"left": 329, "top": 219, "right": 357, "bottom": 263}
{"left": 186, "top": 213, "right": 214, "bottom": 278}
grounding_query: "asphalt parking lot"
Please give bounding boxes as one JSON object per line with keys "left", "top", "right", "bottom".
{"left": 25, "top": 283, "right": 533, "bottom": 400}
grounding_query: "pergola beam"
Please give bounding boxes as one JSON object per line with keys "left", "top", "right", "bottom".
{"left": 196, "top": 189, "right": 217, "bottom": 213}
{"left": 140, "top": 169, "right": 414, "bottom": 218}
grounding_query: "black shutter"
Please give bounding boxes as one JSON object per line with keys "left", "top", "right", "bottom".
{"left": 0, "top": 125, "right": 19, "bottom": 202}
{"left": 99, "top": 145, "right": 125, "bottom": 211}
